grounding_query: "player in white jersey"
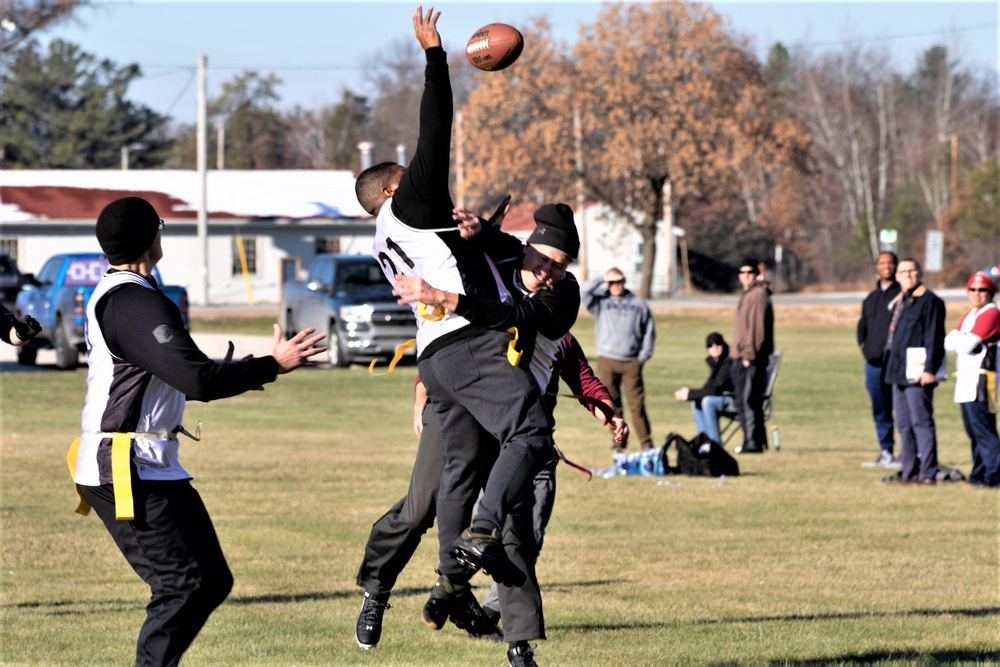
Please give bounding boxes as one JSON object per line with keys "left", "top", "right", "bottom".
{"left": 354, "top": 8, "right": 564, "bottom": 666}
{"left": 71, "top": 196, "right": 325, "bottom": 667}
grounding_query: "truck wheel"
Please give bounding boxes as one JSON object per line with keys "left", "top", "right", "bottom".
{"left": 282, "top": 309, "right": 296, "bottom": 340}
{"left": 16, "top": 345, "right": 37, "bottom": 366}
{"left": 328, "top": 324, "right": 349, "bottom": 368}
{"left": 54, "top": 317, "right": 78, "bottom": 370}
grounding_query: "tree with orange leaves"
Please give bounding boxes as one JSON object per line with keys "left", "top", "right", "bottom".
{"left": 458, "top": 0, "right": 809, "bottom": 297}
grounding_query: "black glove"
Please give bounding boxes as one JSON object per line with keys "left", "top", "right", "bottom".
{"left": 12, "top": 315, "right": 41, "bottom": 342}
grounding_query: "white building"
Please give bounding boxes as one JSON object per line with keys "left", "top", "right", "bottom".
{"left": 0, "top": 170, "right": 671, "bottom": 304}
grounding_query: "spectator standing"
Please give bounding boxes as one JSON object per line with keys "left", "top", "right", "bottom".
{"left": 583, "top": 268, "right": 656, "bottom": 449}
{"left": 730, "top": 258, "right": 774, "bottom": 454}
{"left": 882, "top": 259, "right": 946, "bottom": 485}
{"left": 944, "top": 272, "right": 1000, "bottom": 488}
{"left": 674, "top": 332, "right": 735, "bottom": 445}
{"left": 857, "top": 252, "right": 902, "bottom": 468}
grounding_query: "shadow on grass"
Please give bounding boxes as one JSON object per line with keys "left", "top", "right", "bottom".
{"left": 764, "top": 648, "right": 1000, "bottom": 664}
{"left": 554, "top": 604, "right": 1000, "bottom": 631}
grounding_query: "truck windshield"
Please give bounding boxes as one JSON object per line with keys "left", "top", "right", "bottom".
{"left": 336, "top": 262, "right": 389, "bottom": 289}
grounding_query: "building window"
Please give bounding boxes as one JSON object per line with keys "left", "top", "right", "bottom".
{"left": 0, "top": 238, "right": 18, "bottom": 261}
{"left": 232, "top": 236, "right": 258, "bottom": 276}
{"left": 315, "top": 237, "right": 340, "bottom": 254}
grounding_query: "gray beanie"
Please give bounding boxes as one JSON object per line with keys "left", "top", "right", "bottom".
{"left": 96, "top": 197, "right": 161, "bottom": 264}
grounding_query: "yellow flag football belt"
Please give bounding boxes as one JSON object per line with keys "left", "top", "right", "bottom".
{"left": 369, "top": 301, "right": 521, "bottom": 375}
{"left": 67, "top": 424, "right": 201, "bottom": 521}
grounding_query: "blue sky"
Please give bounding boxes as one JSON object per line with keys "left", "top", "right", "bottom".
{"left": 35, "top": 0, "right": 1000, "bottom": 125}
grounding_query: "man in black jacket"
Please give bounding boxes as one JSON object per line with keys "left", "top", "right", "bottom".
{"left": 883, "top": 258, "right": 946, "bottom": 484}
{"left": 674, "top": 332, "right": 735, "bottom": 445}
{"left": 857, "top": 252, "right": 902, "bottom": 468}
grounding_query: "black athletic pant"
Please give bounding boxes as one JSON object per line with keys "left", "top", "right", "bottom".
{"left": 417, "top": 329, "right": 554, "bottom": 582}
{"left": 80, "top": 477, "right": 233, "bottom": 667}
{"left": 356, "top": 406, "right": 495, "bottom": 595}
{"left": 355, "top": 404, "right": 546, "bottom": 642}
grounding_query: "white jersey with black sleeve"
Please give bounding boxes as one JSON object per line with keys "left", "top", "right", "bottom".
{"left": 75, "top": 271, "right": 189, "bottom": 486}
{"left": 371, "top": 199, "right": 511, "bottom": 358}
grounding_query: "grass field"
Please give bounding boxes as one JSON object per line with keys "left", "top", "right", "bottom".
{"left": 1, "top": 306, "right": 998, "bottom": 666}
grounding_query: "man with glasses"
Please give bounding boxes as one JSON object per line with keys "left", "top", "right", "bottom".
{"left": 731, "top": 258, "right": 774, "bottom": 454}
{"left": 882, "top": 259, "right": 945, "bottom": 484}
{"left": 583, "top": 268, "right": 656, "bottom": 450}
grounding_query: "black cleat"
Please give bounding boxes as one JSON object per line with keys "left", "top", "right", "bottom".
{"left": 508, "top": 641, "right": 538, "bottom": 667}
{"left": 355, "top": 591, "right": 390, "bottom": 649}
{"left": 449, "top": 527, "right": 526, "bottom": 587}
{"left": 447, "top": 587, "right": 503, "bottom": 642}
{"left": 422, "top": 585, "right": 449, "bottom": 630}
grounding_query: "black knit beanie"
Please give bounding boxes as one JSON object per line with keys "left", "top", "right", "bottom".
{"left": 527, "top": 203, "right": 580, "bottom": 259}
{"left": 96, "top": 197, "right": 161, "bottom": 264}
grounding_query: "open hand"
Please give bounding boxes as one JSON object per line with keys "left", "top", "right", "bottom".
{"left": 271, "top": 324, "right": 327, "bottom": 373}
{"left": 413, "top": 5, "right": 441, "bottom": 50}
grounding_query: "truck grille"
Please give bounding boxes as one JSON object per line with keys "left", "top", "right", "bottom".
{"left": 371, "top": 307, "right": 417, "bottom": 327}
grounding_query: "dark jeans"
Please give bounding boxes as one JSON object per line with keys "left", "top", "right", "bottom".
{"left": 597, "top": 357, "right": 652, "bottom": 448}
{"left": 960, "top": 400, "right": 1000, "bottom": 487}
{"left": 79, "top": 478, "right": 232, "bottom": 667}
{"left": 732, "top": 358, "right": 768, "bottom": 451}
{"left": 864, "top": 361, "right": 895, "bottom": 453}
{"left": 894, "top": 383, "right": 938, "bottom": 482}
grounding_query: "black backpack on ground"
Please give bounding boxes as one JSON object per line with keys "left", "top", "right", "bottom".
{"left": 662, "top": 432, "right": 740, "bottom": 478}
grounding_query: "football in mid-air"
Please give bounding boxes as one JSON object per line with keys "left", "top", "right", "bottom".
{"left": 465, "top": 23, "right": 524, "bottom": 71}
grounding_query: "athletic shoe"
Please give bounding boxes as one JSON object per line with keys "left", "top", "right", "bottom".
{"left": 422, "top": 585, "right": 449, "bottom": 630}
{"left": 355, "top": 591, "right": 390, "bottom": 650}
{"left": 448, "top": 587, "right": 503, "bottom": 641}
{"left": 862, "top": 451, "right": 901, "bottom": 468}
{"left": 450, "top": 527, "right": 527, "bottom": 587}
{"left": 508, "top": 642, "right": 538, "bottom": 667}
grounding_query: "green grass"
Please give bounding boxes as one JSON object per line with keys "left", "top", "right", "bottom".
{"left": 2, "top": 307, "right": 998, "bottom": 665}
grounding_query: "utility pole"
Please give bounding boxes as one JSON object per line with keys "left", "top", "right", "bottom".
{"left": 357, "top": 141, "right": 374, "bottom": 171}
{"left": 215, "top": 117, "right": 225, "bottom": 170}
{"left": 195, "top": 54, "right": 209, "bottom": 306}
{"left": 573, "top": 107, "right": 587, "bottom": 279}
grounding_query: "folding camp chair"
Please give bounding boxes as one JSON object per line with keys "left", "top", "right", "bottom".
{"left": 718, "top": 351, "right": 783, "bottom": 451}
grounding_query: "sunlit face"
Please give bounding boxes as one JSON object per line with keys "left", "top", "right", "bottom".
{"left": 521, "top": 244, "right": 569, "bottom": 292}
{"left": 876, "top": 253, "right": 897, "bottom": 282}
{"left": 148, "top": 232, "right": 163, "bottom": 269}
{"left": 896, "top": 261, "right": 921, "bottom": 292}
{"left": 738, "top": 265, "right": 757, "bottom": 290}
{"left": 967, "top": 283, "right": 994, "bottom": 308}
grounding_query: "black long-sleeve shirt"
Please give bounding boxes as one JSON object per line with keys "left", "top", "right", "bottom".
{"left": 98, "top": 277, "right": 278, "bottom": 402}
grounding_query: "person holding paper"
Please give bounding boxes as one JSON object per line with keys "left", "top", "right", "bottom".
{"left": 882, "top": 259, "right": 946, "bottom": 485}
{"left": 944, "top": 272, "right": 1000, "bottom": 488}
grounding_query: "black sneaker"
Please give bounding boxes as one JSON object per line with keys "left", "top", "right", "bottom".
{"left": 448, "top": 587, "right": 503, "bottom": 641}
{"left": 422, "top": 585, "right": 449, "bottom": 630}
{"left": 450, "top": 527, "right": 527, "bottom": 587}
{"left": 355, "top": 591, "right": 390, "bottom": 649}
{"left": 508, "top": 642, "right": 538, "bottom": 667}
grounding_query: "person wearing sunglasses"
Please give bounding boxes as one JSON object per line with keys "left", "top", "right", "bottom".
{"left": 730, "top": 258, "right": 774, "bottom": 454}
{"left": 944, "top": 272, "right": 1000, "bottom": 488}
{"left": 582, "top": 268, "right": 656, "bottom": 451}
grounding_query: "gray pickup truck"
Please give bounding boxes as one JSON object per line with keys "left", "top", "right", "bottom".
{"left": 280, "top": 254, "right": 416, "bottom": 367}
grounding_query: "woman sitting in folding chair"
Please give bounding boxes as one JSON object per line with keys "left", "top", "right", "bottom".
{"left": 674, "top": 332, "right": 735, "bottom": 445}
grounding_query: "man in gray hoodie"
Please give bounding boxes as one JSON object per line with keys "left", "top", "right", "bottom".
{"left": 584, "top": 268, "right": 656, "bottom": 449}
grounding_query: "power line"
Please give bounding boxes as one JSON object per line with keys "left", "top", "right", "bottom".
{"left": 798, "top": 22, "right": 998, "bottom": 49}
